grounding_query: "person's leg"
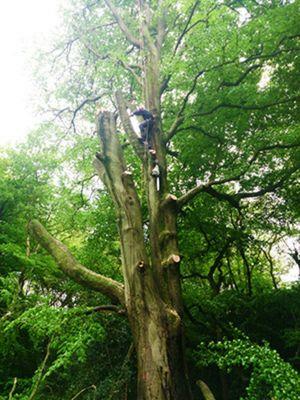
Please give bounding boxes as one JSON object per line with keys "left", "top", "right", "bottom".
{"left": 139, "top": 121, "right": 148, "bottom": 142}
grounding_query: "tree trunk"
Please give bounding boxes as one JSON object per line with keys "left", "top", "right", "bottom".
{"left": 30, "top": 3, "right": 194, "bottom": 398}
{"left": 30, "top": 71, "right": 193, "bottom": 400}
{"left": 94, "top": 111, "right": 192, "bottom": 399}
{"left": 131, "top": 297, "right": 191, "bottom": 399}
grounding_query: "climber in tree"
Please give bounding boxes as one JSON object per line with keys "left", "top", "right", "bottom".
{"left": 131, "top": 107, "right": 154, "bottom": 148}
{"left": 130, "top": 107, "right": 158, "bottom": 183}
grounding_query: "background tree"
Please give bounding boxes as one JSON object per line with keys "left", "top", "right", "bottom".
{"left": 1, "top": 0, "right": 300, "bottom": 399}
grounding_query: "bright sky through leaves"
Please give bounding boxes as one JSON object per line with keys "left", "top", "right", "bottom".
{"left": 0, "top": 0, "right": 62, "bottom": 146}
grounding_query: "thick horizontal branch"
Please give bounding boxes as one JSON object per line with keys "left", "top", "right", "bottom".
{"left": 177, "top": 163, "right": 299, "bottom": 209}
{"left": 85, "top": 304, "right": 126, "bottom": 315}
{"left": 177, "top": 183, "right": 207, "bottom": 209}
{"left": 203, "top": 187, "right": 240, "bottom": 209}
{"left": 218, "top": 64, "right": 262, "bottom": 89}
{"left": 104, "top": 0, "right": 142, "bottom": 48}
{"left": 177, "top": 183, "right": 240, "bottom": 210}
{"left": 195, "top": 96, "right": 300, "bottom": 117}
{"left": 28, "top": 220, "right": 125, "bottom": 305}
{"left": 248, "top": 142, "right": 300, "bottom": 165}
{"left": 235, "top": 167, "right": 299, "bottom": 200}
{"left": 175, "top": 125, "right": 223, "bottom": 143}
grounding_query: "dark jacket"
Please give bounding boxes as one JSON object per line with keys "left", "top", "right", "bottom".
{"left": 133, "top": 109, "right": 153, "bottom": 121}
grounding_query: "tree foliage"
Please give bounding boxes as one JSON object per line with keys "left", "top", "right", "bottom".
{"left": 1, "top": 0, "right": 300, "bottom": 398}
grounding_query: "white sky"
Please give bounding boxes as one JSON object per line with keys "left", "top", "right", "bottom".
{"left": 0, "top": 0, "right": 62, "bottom": 146}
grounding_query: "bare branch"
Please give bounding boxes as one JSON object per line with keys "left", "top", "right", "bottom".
{"left": 195, "top": 96, "right": 300, "bottom": 117}
{"left": 82, "top": 42, "right": 110, "bottom": 61}
{"left": 104, "top": 0, "right": 142, "bottom": 48}
{"left": 71, "top": 385, "right": 97, "bottom": 400}
{"left": 203, "top": 186, "right": 240, "bottom": 209}
{"left": 49, "top": 94, "right": 106, "bottom": 132}
{"left": 218, "top": 64, "right": 262, "bottom": 89}
{"left": 29, "top": 341, "right": 51, "bottom": 400}
{"left": 177, "top": 161, "right": 299, "bottom": 210}
{"left": 28, "top": 220, "right": 125, "bottom": 305}
{"left": 8, "top": 378, "right": 17, "bottom": 400}
{"left": 173, "top": 1, "right": 200, "bottom": 55}
{"left": 70, "top": 93, "right": 106, "bottom": 128}
{"left": 248, "top": 142, "right": 300, "bottom": 165}
{"left": 197, "top": 380, "right": 217, "bottom": 400}
{"left": 115, "top": 91, "right": 145, "bottom": 160}
{"left": 236, "top": 166, "right": 299, "bottom": 200}
{"left": 117, "top": 59, "right": 143, "bottom": 85}
{"left": 160, "top": 75, "right": 171, "bottom": 96}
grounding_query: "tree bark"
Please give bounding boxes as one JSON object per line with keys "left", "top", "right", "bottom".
{"left": 30, "top": 108, "right": 192, "bottom": 399}
{"left": 94, "top": 111, "right": 192, "bottom": 399}
{"left": 30, "top": 3, "right": 194, "bottom": 398}
{"left": 28, "top": 219, "right": 125, "bottom": 305}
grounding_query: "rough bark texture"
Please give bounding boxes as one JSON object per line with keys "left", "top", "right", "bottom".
{"left": 28, "top": 219, "right": 125, "bottom": 305}
{"left": 30, "top": 2, "right": 193, "bottom": 399}
{"left": 94, "top": 111, "right": 191, "bottom": 399}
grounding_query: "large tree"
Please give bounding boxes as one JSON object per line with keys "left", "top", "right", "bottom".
{"left": 29, "top": 0, "right": 300, "bottom": 398}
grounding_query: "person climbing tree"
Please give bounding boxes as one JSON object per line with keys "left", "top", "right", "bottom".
{"left": 131, "top": 107, "right": 154, "bottom": 147}
{"left": 131, "top": 107, "right": 159, "bottom": 186}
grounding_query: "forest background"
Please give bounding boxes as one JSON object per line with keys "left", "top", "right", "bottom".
{"left": 0, "top": 0, "right": 300, "bottom": 399}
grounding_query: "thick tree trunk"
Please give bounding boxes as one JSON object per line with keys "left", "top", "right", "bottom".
{"left": 30, "top": 4, "right": 194, "bottom": 398}
{"left": 133, "top": 310, "right": 191, "bottom": 399}
{"left": 94, "top": 111, "right": 192, "bottom": 400}
{"left": 100, "top": 4, "right": 193, "bottom": 396}
{"left": 30, "top": 216, "right": 192, "bottom": 399}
